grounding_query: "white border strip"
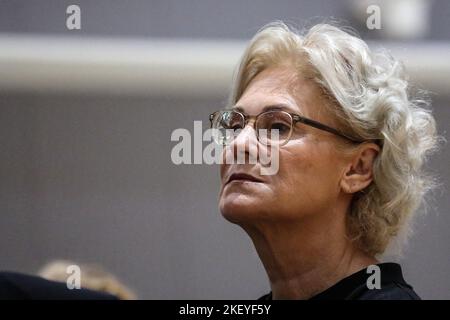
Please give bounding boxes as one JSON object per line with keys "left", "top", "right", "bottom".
{"left": 0, "top": 33, "right": 449, "bottom": 97}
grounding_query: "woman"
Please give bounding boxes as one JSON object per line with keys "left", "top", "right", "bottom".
{"left": 210, "top": 22, "right": 438, "bottom": 299}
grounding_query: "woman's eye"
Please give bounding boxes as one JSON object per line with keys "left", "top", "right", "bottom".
{"left": 270, "top": 122, "right": 289, "bottom": 132}
{"left": 223, "top": 122, "right": 242, "bottom": 130}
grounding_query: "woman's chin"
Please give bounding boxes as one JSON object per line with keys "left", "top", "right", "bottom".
{"left": 219, "top": 196, "right": 264, "bottom": 224}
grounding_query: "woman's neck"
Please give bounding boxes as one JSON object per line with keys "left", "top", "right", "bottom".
{"left": 241, "top": 216, "right": 378, "bottom": 300}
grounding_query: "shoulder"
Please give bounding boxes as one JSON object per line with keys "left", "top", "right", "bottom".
{"left": 0, "top": 271, "right": 118, "bottom": 300}
{"left": 256, "top": 263, "right": 421, "bottom": 300}
{"left": 354, "top": 283, "right": 421, "bottom": 300}
{"left": 351, "top": 263, "right": 421, "bottom": 300}
{"left": 331, "top": 262, "right": 421, "bottom": 300}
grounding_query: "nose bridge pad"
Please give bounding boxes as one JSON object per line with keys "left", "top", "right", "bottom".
{"left": 232, "top": 123, "right": 259, "bottom": 165}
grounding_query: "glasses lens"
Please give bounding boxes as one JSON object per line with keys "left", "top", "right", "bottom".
{"left": 211, "top": 110, "right": 244, "bottom": 145}
{"left": 256, "top": 111, "right": 293, "bottom": 145}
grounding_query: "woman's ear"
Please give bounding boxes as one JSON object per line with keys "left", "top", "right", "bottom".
{"left": 340, "top": 143, "right": 380, "bottom": 194}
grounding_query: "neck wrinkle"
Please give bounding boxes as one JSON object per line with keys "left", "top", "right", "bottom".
{"left": 241, "top": 217, "right": 377, "bottom": 300}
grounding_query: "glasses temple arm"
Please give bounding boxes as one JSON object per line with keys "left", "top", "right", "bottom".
{"left": 292, "top": 115, "right": 363, "bottom": 144}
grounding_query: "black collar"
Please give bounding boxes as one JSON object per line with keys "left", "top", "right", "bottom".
{"left": 259, "top": 263, "right": 410, "bottom": 300}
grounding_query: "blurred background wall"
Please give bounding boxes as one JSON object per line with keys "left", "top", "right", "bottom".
{"left": 0, "top": 0, "right": 448, "bottom": 299}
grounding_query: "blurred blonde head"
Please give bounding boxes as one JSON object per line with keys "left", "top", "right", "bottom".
{"left": 38, "top": 260, "right": 137, "bottom": 300}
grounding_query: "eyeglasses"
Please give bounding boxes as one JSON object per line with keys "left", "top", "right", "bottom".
{"left": 209, "top": 109, "right": 363, "bottom": 146}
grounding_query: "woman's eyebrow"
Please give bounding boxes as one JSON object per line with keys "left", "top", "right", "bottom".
{"left": 262, "top": 104, "right": 297, "bottom": 113}
{"left": 233, "top": 104, "right": 300, "bottom": 114}
{"left": 232, "top": 106, "right": 245, "bottom": 113}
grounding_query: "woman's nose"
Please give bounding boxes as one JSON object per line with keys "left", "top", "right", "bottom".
{"left": 229, "top": 123, "right": 259, "bottom": 164}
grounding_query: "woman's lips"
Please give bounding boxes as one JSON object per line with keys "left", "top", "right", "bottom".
{"left": 226, "top": 173, "right": 264, "bottom": 185}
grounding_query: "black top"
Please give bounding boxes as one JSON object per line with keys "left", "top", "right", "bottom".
{"left": 0, "top": 271, "right": 118, "bottom": 300}
{"left": 258, "top": 263, "right": 420, "bottom": 300}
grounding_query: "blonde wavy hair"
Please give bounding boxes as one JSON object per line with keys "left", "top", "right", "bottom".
{"left": 229, "top": 21, "right": 438, "bottom": 256}
{"left": 38, "top": 260, "right": 137, "bottom": 300}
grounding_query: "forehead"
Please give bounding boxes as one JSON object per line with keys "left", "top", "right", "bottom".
{"left": 235, "top": 67, "right": 326, "bottom": 119}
